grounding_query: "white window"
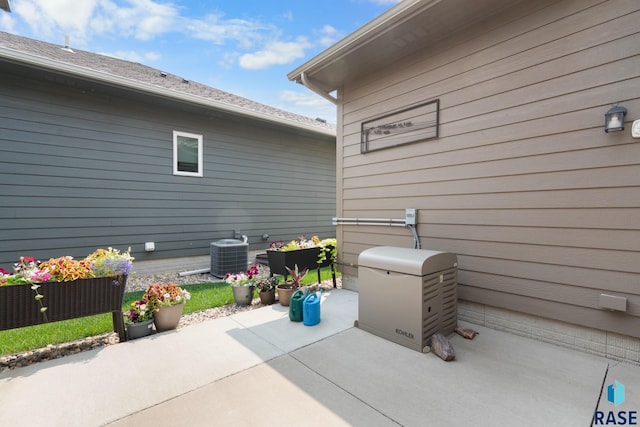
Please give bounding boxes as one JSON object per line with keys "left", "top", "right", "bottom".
{"left": 173, "top": 131, "right": 203, "bottom": 177}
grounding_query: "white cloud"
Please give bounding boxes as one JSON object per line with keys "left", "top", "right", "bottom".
{"left": 13, "top": 0, "right": 179, "bottom": 42}
{"left": 218, "top": 51, "right": 240, "bottom": 69}
{"left": 144, "top": 51, "right": 161, "bottom": 61}
{"left": 8, "top": 0, "right": 355, "bottom": 78}
{"left": 185, "top": 13, "right": 272, "bottom": 49}
{"left": 239, "top": 37, "right": 311, "bottom": 70}
{"left": 280, "top": 90, "right": 332, "bottom": 108}
{"left": 14, "top": 0, "right": 98, "bottom": 40}
{"left": 316, "top": 25, "right": 341, "bottom": 47}
{"left": 282, "top": 11, "right": 293, "bottom": 22}
{"left": 0, "top": 12, "right": 15, "bottom": 32}
{"left": 96, "top": 0, "right": 178, "bottom": 40}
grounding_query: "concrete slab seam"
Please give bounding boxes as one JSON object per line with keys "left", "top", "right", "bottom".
{"left": 287, "top": 348, "right": 403, "bottom": 426}
{"left": 590, "top": 363, "right": 609, "bottom": 427}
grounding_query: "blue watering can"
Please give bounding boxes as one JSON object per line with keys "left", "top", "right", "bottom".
{"left": 303, "top": 292, "right": 321, "bottom": 326}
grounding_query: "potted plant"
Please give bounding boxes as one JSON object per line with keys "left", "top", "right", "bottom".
{"left": 276, "top": 264, "right": 308, "bottom": 307}
{"left": 266, "top": 235, "right": 337, "bottom": 287}
{"left": 243, "top": 263, "right": 278, "bottom": 305}
{"left": 143, "top": 283, "right": 191, "bottom": 332}
{"left": 225, "top": 269, "right": 256, "bottom": 307}
{"left": 123, "top": 300, "right": 154, "bottom": 339}
{"left": 0, "top": 247, "right": 134, "bottom": 342}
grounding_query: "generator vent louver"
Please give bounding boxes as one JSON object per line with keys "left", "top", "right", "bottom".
{"left": 210, "top": 239, "right": 248, "bottom": 278}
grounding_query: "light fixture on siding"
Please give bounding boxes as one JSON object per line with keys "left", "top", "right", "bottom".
{"left": 604, "top": 105, "right": 626, "bottom": 133}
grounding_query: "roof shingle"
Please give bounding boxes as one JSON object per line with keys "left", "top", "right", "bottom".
{"left": 0, "top": 31, "right": 335, "bottom": 135}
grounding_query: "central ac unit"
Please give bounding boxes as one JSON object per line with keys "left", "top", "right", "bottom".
{"left": 210, "top": 239, "right": 248, "bottom": 278}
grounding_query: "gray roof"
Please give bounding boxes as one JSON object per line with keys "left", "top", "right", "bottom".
{"left": 0, "top": 31, "right": 335, "bottom": 136}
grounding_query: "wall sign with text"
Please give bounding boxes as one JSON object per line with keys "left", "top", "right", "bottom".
{"left": 360, "top": 99, "right": 439, "bottom": 153}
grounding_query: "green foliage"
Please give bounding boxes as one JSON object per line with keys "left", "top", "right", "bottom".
{"left": 0, "top": 268, "right": 338, "bottom": 357}
{"left": 0, "top": 281, "right": 234, "bottom": 357}
{"left": 284, "top": 264, "right": 309, "bottom": 289}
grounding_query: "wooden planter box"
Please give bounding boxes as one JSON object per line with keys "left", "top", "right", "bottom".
{"left": 266, "top": 246, "right": 336, "bottom": 287}
{"left": 0, "top": 276, "right": 128, "bottom": 342}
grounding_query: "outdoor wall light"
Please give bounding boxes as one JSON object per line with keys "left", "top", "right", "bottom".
{"left": 604, "top": 105, "right": 626, "bottom": 133}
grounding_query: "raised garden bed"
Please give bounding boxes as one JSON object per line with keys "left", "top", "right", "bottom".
{"left": 266, "top": 246, "right": 337, "bottom": 287}
{"left": 0, "top": 276, "right": 127, "bottom": 342}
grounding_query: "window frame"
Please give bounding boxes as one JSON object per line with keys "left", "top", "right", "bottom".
{"left": 173, "top": 130, "right": 203, "bottom": 177}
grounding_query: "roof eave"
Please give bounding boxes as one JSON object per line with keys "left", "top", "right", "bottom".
{"left": 287, "top": 0, "right": 428, "bottom": 91}
{"left": 1, "top": 46, "right": 335, "bottom": 137}
{"left": 0, "top": 0, "right": 11, "bottom": 13}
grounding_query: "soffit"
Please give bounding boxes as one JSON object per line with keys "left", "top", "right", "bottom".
{"left": 288, "top": 0, "right": 526, "bottom": 93}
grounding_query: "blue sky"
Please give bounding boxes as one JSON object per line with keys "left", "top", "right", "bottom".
{"left": 0, "top": 0, "right": 401, "bottom": 123}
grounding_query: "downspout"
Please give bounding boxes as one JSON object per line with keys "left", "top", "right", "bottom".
{"left": 300, "top": 72, "right": 337, "bottom": 104}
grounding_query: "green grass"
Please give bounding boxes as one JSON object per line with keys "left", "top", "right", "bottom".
{"left": 0, "top": 267, "right": 338, "bottom": 357}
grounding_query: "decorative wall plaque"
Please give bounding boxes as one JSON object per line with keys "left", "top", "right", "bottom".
{"left": 361, "top": 99, "right": 439, "bottom": 153}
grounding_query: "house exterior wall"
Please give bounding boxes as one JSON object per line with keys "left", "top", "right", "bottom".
{"left": 0, "top": 68, "right": 336, "bottom": 267}
{"left": 336, "top": 0, "right": 640, "bottom": 338}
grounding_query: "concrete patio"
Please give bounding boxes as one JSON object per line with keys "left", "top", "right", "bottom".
{"left": 0, "top": 289, "right": 638, "bottom": 427}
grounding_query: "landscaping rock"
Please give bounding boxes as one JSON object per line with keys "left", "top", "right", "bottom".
{"left": 431, "top": 332, "right": 455, "bottom": 361}
{"left": 455, "top": 326, "right": 479, "bottom": 340}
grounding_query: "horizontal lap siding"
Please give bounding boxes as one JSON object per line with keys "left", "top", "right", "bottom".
{"left": 0, "top": 72, "right": 335, "bottom": 266}
{"left": 338, "top": 0, "right": 640, "bottom": 336}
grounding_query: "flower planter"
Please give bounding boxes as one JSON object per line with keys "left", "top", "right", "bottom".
{"left": 266, "top": 246, "right": 337, "bottom": 287}
{"left": 126, "top": 318, "right": 154, "bottom": 340}
{"left": 153, "top": 303, "right": 184, "bottom": 332}
{"left": 232, "top": 285, "right": 255, "bottom": 307}
{"left": 259, "top": 289, "right": 276, "bottom": 305}
{"left": 276, "top": 284, "right": 295, "bottom": 307}
{"left": 0, "top": 276, "right": 128, "bottom": 342}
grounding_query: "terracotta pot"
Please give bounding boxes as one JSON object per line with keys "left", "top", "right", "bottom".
{"left": 277, "top": 285, "right": 295, "bottom": 307}
{"left": 126, "top": 319, "right": 154, "bottom": 339}
{"left": 259, "top": 289, "right": 276, "bottom": 305}
{"left": 232, "top": 285, "right": 255, "bottom": 307}
{"left": 153, "top": 303, "right": 184, "bottom": 332}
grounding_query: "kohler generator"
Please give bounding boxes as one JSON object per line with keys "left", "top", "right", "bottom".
{"left": 358, "top": 246, "right": 458, "bottom": 352}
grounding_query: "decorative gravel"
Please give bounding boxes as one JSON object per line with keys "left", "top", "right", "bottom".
{"left": 0, "top": 271, "right": 341, "bottom": 372}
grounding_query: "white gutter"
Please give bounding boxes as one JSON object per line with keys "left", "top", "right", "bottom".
{"left": 0, "top": 46, "right": 336, "bottom": 137}
{"left": 301, "top": 72, "right": 337, "bottom": 104}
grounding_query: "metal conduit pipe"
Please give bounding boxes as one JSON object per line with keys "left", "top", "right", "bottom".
{"left": 332, "top": 217, "right": 406, "bottom": 226}
{"left": 332, "top": 216, "right": 422, "bottom": 249}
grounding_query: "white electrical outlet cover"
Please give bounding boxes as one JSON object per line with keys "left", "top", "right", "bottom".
{"left": 632, "top": 120, "right": 640, "bottom": 138}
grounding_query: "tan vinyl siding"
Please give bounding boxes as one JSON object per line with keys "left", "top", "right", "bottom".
{"left": 337, "top": 0, "right": 640, "bottom": 337}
